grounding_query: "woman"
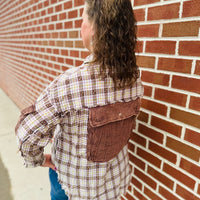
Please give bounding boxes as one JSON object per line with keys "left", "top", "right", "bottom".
{"left": 15, "top": 0, "right": 143, "bottom": 199}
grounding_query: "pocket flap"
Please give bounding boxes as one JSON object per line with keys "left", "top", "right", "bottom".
{"left": 89, "top": 98, "right": 140, "bottom": 127}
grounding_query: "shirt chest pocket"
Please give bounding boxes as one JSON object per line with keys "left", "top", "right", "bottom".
{"left": 87, "top": 98, "right": 140, "bottom": 162}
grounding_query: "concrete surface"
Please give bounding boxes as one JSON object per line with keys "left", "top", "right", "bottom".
{"left": 0, "top": 88, "right": 51, "bottom": 200}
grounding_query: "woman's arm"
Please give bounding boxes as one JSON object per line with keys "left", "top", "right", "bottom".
{"left": 15, "top": 85, "right": 61, "bottom": 168}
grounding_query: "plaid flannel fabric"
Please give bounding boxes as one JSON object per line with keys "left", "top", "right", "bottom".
{"left": 16, "top": 55, "right": 144, "bottom": 199}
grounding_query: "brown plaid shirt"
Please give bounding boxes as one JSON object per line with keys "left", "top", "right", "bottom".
{"left": 16, "top": 55, "right": 143, "bottom": 200}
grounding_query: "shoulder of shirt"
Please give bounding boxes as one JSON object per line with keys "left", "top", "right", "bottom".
{"left": 45, "top": 56, "right": 95, "bottom": 111}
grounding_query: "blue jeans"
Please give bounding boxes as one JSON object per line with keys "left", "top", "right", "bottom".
{"left": 49, "top": 168, "right": 68, "bottom": 200}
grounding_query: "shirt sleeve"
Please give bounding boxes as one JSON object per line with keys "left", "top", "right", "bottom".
{"left": 15, "top": 84, "right": 61, "bottom": 168}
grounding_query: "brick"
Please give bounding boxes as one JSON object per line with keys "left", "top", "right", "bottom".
{"left": 64, "top": 1, "right": 72, "bottom": 10}
{"left": 195, "top": 60, "right": 200, "bottom": 75}
{"left": 136, "top": 55, "right": 156, "bottom": 69}
{"left": 180, "top": 158, "right": 200, "bottom": 179}
{"left": 75, "top": 60, "right": 83, "bottom": 67}
{"left": 65, "top": 58, "right": 73, "bottom": 65}
{"left": 80, "top": 8, "right": 84, "bottom": 16}
{"left": 154, "top": 88, "right": 187, "bottom": 106}
{"left": 51, "top": 0, "right": 57, "bottom": 4}
{"left": 48, "top": 7, "right": 53, "bottom": 14}
{"left": 35, "top": 10, "right": 40, "bottom": 18}
{"left": 68, "top": 10, "right": 78, "bottom": 19}
{"left": 148, "top": 3, "right": 180, "bottom": 20}
{"left": 172, "top": 75, "right": 200, "bottom": 94}
{"left": 136, "top": 40, "right": 143, "bottom": 53}
{"left": 148, "top": 166, "right": 174, "bottom": 189}
{"left": 60, "top": 32, "right": 67, "bottom": 38}
{"left": 141, "top": 71, "right": 170, "bottom": 86}
{"left": 137, "top": 147, "right": 162, "bottom": 168}
{"left": 49, "top": 76, "right": 55, "bottom": 82}
{"left": 59, "top": 12, "right": 66, "bottom": 20}
{"left": 75, "top": 19, "right": 82, "bottom": 28}
{"left": 53, "top": 49, "right": 59, "bottom": 54}
{"left": 69, "top": 31, "right": 78, "bottom": 38}
{"left": 143, "top": 85, "right": 152, "bottom": 97}
{"left": 51, "top": 55, "right": 56, "bottom": 62}
{"left": 130, "top": 132, "right": 146, "bottom": 147}
{"left": 74, "top": 0, "right": 84, "bottom": 7}
{"left": 137, "top": 24, "right": 159, "bottom": 37}
{"left": 49, "top": 24, "right": 54, "bottom": 30}
{"left": 41, "top": 10, "right": 46, "bottom": 17}
{"left": 51, "top": 15, "right": 57, "bottom": 22}
{"left": 149, "top": 141, "right": 177, "bottom": 164}
{"left": 131, "top": 177, "right": 142, "bottom": 190}
{"left": 184, "top": 129, "right": 200, "bottom": 147}
{"left": 125, "top": 192, "right": 136, "bottom": 200}
{"left": 81, "top": 51, "right": 90, "bottom": 58}
{"left": 57, "top": 40, "right": 64, "bottom": 47}
{"left": 134, "top": 168, "right": 157, "bottom": 189}
{"left": 134, "top": 189, "right": 148, "bottom": 200}
{"left": 45, "top": 32, "right": 50, "bottom": 38}
{"left": 158, "top": 57, "right": 192, "bottom": 73}
{"left": 47, "top": 48, "right": 52, "bottom": 54}
{"left": 163, "top": 163, "right": 196, "bottom": 189}
{"left": 54, "top": 64, "right": 60, "bottom": 70}
{"left": 128, "top": 141, "right": 135, "bottom": 153}
{"left": 133, "top": 8, "right": 145, "bottom": 22}
{"left": 141, "top": 98, "right": 168, "bottom": 116}
{"left": 162, "top": 21, "right": 200, "bottom": 37}
{"left": 179, "top": 41, "right": 200, "bottom": 57}
{"left": 55, "top": 4, "right": 62, "bottom": 12}
{"left": 56, "top": 22, "right": 63, "bottom": 30}
{"left": 75, "top": 40, "right": 84, "bottom": 48}
{"left": 61, "top": 66, "right": 69, "bottom": 71}
{"left": 128, "top": 184, "right": 133, "bottom": 193}
{"left": 138, "top": 123, "right": 164, "bottom": 144}
{"left": 65, "top": 41, "right": 73, "bottom": 47}
{"left": 64, "top": 21, "right": 73, "bottom": 29}
{"left": 137, "top": 111, "right": 149, "bottom": 123}
{"left": 70, "top": 50, "right": 79, "bottom": 57}
{"left": 44, "top": 0, "right": 49, "bottom": 7}
{"left": 144, "top": 187, "right": 162, "bottom": 200}
{"left": 134, "top": 0, "right": 160, "bottom": 6}
{"left": 176, "top": 185, "right": 200, "bottom": 200}
{"left": 198, "top": 184, "right": 200, "bottom": 195}
{"left": 182, "top": 0, "right": 200, "bottom": 17}
{"left": 145, "top": 41, "right": 176, "bottom": 54}
{"left": 189, "top": 96, "right": 200, "bottom": 112}
{"left": 166, "top": 136, "right": 200, "bottom": 162}
{"left": 159, "top": 186, "right": 180, "bottom": 200}
{"left": 151, "top": 115, "right": 182, "bottom": 137}
{"left": 171, "top": 107, "right": 200, "bottom": 129}
{"left": 129, "top": 153, "right": 146, "bottom": 170}
{"left": 57, "top": 57, "right": 64, "bottom": 64}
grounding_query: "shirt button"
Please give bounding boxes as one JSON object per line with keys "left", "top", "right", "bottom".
{"left": 119, "top": 113, "right": 122, "bottom": 117}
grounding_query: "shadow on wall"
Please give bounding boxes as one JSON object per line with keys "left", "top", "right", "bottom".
{"left": 0, "top": 155, "right": 14, "bottom": 200}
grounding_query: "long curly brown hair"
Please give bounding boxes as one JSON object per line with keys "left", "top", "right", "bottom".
{"left": 85, "top": 0, "right": 139, "bottom": 88}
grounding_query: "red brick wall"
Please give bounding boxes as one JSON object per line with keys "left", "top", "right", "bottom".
{"left": 0, "top": 0, "right": 200, "bottom": 199}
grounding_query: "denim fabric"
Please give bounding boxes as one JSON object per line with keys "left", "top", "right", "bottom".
{"left": 49, "top": 168, "right": 68, "bottom": 200}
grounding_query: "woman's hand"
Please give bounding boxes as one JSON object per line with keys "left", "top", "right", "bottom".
{"left": 42, "top": 154, "right": 57, "bottom": 171}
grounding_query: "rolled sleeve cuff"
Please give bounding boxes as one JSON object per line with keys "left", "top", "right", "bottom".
{"left": 23, "top": 153, "right": 45, "bottom": 168}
